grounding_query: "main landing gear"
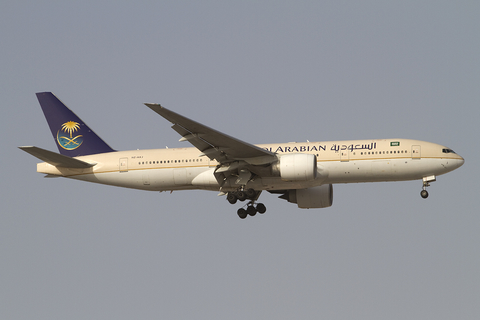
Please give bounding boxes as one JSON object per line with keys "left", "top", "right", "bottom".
{"left": 226, "top": 188, "right": 266, "bottom": 219}
{"left": 420, "top": 175, "right": 436, "bottom": 199}
{"left": 237, "top": 202, "right": 266, "bottom": 219}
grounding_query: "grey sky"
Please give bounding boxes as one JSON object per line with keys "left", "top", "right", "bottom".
{"left": 1, "top": 1, "right": 479, "bottom": 319}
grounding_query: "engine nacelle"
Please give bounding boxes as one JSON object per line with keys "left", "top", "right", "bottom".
{"left": 272, "top": 153, "right": 317, "bottom": 181}
{"left": 280, "top": 184, "right": 333, "bottom": 208}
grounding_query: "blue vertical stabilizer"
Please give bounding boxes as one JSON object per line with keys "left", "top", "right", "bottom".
{"left": 36, "top": 92, "right": 115, "bottom": 156}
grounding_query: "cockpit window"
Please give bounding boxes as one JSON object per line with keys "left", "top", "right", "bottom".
{"left": 442, "top": 148, "right": 456, "bottom": 154}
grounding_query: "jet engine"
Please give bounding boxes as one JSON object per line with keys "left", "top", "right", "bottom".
{"left": 275, "top": 184, "right": 333, "bottom": 208}
{"left": 272, "top": 153, "right": 317, "bottom": 181}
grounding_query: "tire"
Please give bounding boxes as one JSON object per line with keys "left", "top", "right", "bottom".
{"left": 256, "top": 203, "right": 266, "bottom": 214}
{"left": 237, "top": 208, "right": 248, "bottom": 219}
{"left": 245, "top": 188, "right": 256, "bottom": 199}
{"left": 420, "top": 190, "right": 429, "bottom": 199}
{"left": 236, "top": 191, "right": 247, "bottom": 201}
{"left": 246, "top": 205, "right": 257, "bottom": 216}
{"left": 227, "top": 192, "right": 237, "bottom": 204}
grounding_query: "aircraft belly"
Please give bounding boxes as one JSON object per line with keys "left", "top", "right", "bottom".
{"left": 68, "top": 167, "right": 211, "bottom": 191}
{"left": 68, "top": 171, "right": 156, "bottom": 190}
{"left": 323, "top": 158, "right": 454, "bottom": 184}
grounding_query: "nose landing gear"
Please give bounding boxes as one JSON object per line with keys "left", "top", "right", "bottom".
{"left": 420, "top": 175, "right": 436, "bottom": 199}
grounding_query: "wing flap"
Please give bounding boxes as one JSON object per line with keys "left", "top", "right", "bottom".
{"left": 171, "top": 123, "right": 213, "bottom": 154}
{"left": 19, "top": 146, "right": 95, "bottom": 168}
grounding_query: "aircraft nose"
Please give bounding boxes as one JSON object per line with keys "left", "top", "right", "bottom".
{"left": 454, "top": 154, "right": 465, "bottom": 169}
{"left": 459, "top": 155, "right": 465, "bottom": 167}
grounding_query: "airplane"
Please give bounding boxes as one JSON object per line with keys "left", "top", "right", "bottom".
{"left": 20, "top": 92, "right": 464, "bottom": 219}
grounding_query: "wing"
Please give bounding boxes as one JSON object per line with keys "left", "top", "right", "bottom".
{"left": 145, "top": 104, "right": 276, "bottom": 164}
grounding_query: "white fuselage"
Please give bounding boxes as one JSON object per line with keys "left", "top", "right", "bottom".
{"left": 36, "top": 139, "right": 464, "bottom": 192}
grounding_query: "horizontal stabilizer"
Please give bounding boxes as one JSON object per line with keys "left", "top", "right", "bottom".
{"left": 18, "top": 146, "right": 95, "bottom": 168}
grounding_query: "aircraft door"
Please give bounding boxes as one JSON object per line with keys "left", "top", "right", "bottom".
{"left": 340, "top": 150, "right": 349, "bottom": 162}
{"left": 412, "top": 145, "right": 421, "bottom": 159}
{"left": 119, "top": 157, "right": 128, "bottom": 172}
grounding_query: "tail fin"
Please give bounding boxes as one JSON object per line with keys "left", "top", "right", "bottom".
{"left": 36, "top": 92, "right": 115, "bottom": 156}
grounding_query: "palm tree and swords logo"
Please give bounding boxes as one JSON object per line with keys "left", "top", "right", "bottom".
{"left": 56, "top": 121, "right": 84, "bottom": 150}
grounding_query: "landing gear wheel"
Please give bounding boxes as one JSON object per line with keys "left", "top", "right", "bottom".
{"left": 237, "top": 208, "right": 248, "bottom": 219}
{"left": 236, "top": 191, "right": 247, "bottom": 202}
{"left": 245, "top": 188, "right": 256, "bottom": 199}
{"left": 246, "top": 205, "right": 257, "bottom": 216}
{"left": 256, "top": 203, "right": 266, "bottom": 214}
{"left": 420, "top": 190, "right": 429, "bottom": 199}
{"left": 227, "top": 192, "right": 237, "bottom": 204}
